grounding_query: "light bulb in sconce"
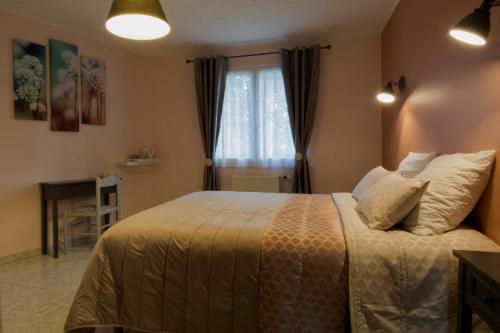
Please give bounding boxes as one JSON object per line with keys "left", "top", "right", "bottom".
{"left": 449, "top": 29, "right": 487, "bottom": 46}
{"left": 376, "top": 76, "right": 405, "bottom": 104}
{"left": 376, "top": 83, "right": 396, "bottom": 104}
{"left": 376, "top": 92, "right": 396, "bottom": 104}
{"left": 449, "top": 0, "right": 497, "bottom": 46}
{"left": 106, "top": 0, "right": 171, "bottom": 40}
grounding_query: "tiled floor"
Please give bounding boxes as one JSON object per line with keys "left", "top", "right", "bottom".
{"left": 0, "top": 247, "right": 92, "bottom": 333}
{"left": 0, "top": 248, "right": 494, "bottom": 333}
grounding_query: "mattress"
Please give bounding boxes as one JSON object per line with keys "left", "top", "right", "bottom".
{"left": 65, "top": 191, "right": 348, "bottom": 333}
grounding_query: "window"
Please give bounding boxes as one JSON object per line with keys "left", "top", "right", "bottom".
{"left": 216, "top": 67, "right": 295, "bottom": 168}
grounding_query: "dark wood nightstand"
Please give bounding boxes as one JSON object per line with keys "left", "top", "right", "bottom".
{"left": 453, "top": 250, "right": 500, "bottom": 333}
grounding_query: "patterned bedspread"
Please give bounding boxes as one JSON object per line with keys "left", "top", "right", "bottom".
{"left": 259, "top": 194, "right": 348, "bottom": 333}
{"left": 65, "top": 192, "right": 348, "bottom": 333}
{"left": 333, "top": 193, "right": 500, "bottom": 333}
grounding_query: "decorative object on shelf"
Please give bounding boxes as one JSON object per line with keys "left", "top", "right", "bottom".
{"left": 81, "top": 56, "right": 106, "bottom": 125}
{"left": 117, "top": 147, "right": 160, "bottom": 167}
{"left": 449, "top": 0, "right": 500, "bottom": 46}
{"left": 376, "top": 76, "right": 406, "bottom": 104}
{"left": 12, "top": 39, "right": 47, "bottom": 121}
{"left": 140, "top": 146, "right": 155, "bottom": 159}
{"left": 106, "top": 0, "right": 171, "bottom": 40}
{"left": 50, "top": 39, "right": 79, "bottom": 132}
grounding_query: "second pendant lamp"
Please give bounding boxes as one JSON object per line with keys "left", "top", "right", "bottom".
{"left": 106, "top": 0, "right": 171, "bottom": 40}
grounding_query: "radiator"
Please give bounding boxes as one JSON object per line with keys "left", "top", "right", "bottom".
{"left": 231, "top": 175, "right": 280, "bottom": 193}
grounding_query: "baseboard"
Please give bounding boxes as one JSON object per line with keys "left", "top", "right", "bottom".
{"left": 0, "top": 248, "right": 41, "bottom": 266}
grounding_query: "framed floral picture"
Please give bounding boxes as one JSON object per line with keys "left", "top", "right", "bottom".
{"left": 13, "top": 39, "right": 47, "bottom": 121}
{"left": 50, "top": 39, "right": 79, "bottom": 132}
{"left": 81, "top": 56, "right": 106, "bottom": 125}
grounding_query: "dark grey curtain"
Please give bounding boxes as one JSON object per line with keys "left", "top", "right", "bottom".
{"left": 194, "top": 56, "right": 228, "bottom": 191}
{"left": 280, "top": 45, "right": 321, "bottom": 194}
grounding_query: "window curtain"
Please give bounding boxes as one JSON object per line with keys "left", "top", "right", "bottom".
{"left": 194, "top": 56, "right": 228, "bottom": 191}
{"left": 280, "top": 45, "right": 321, "bottom": 194}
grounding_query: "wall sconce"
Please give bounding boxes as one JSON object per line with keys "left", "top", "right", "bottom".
{"left": 449, "top": 0, "right": 500, "bottom": 46}
{"left": 376, "top": 76, "right": 406, "bottom": 104}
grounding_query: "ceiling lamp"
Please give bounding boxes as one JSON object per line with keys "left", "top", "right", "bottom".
{"left": 376, "top": 76, "right": 406, "bottom": 104}
{"left": 449, "top": 0, "right": 499, "bottom": 46}
{"left": 106, "top": 0, "right": 171, "bottom": 40}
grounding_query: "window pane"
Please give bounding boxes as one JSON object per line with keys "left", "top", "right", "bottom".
{"left": 257, "top": 68, "right": 295, "bottom": 160}
{"left": 216, "top": 70, "right": 254, "bottom": 160}
{"left": 216, "top": 67, "right": 295, "bottom": 168}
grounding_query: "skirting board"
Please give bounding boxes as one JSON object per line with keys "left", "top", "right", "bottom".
{"left": 0, "top": 248, "right": 41, "bottom": 266}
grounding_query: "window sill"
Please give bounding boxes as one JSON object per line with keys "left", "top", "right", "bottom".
{"left": 215, "top": 159, "right": 295, "bottom": 169}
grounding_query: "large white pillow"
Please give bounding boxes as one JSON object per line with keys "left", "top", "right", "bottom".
{"left": 398, "top": 152, "right": 437, "bottom": 177}
{"left": 356, "top": 173, "right": 429, "bottom": 230}
{"left": 352, "top": 166, "right": 392, "bottom": 201}
{"left": 401, "top": 150, "right": 495, "bottom": 235}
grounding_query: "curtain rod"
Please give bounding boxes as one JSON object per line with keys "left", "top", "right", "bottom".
{"left": 185, "top": 44, "right": 332, "bottom": 64}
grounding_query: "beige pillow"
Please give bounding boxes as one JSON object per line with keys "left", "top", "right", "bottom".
{"left": 398, "top": 152, "right": 437, "bottom": 177}
{"left": 402, "top": 150, "right": 495, "bottom": 235}
{"left": 352, "top": 166, "right": 392, "bottom": 201}
{"left": 356, "top": 173, "right": 429, "bottom": 230}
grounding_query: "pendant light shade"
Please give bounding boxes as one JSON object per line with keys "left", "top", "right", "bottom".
{"left": 106, "top": 0, "right": 171, "bottom": 40}
{"left": 449, "top": 7, "right": 491, "bottom": 46}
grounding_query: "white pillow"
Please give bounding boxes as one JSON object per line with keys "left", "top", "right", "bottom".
{"left": 352, "top": 166, "right": 392, "bottom": 201}
{"left": 398, "top": 152, "right": 437, "bottom": 177}
{"left": 401, "top": 150, "right": 495, "bottom": 235}
{"left": 356, "top": 173, "right": 429, "bottom": 230}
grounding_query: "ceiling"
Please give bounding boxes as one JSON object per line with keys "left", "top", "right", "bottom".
{"left": 0, "top": 0, "right": 399, "bottom": 57}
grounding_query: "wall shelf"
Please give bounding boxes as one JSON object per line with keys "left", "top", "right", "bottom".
{"left": 117, "top": 158, "right": 162, "bottom": 167}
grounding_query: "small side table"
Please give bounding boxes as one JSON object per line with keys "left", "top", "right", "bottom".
{"left": 40, "top": 179, "right": 117, "bottom": 258}
{"left": 453, "top": 250, "right": 500, "bottom": 333}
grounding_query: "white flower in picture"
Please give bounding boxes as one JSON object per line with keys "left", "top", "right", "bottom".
{"left": 61, "top": 50, "right": 78, "bottom": 80}
{"left": 81, "top": 56, "right": 106, "bottom": 126}
{"left": 12, "top": 39, "right": 47, "bottom": 121}
{"left": 16, "top": 84, "right": 39, "bottom": 104}
{"left": 50, "top": 39, "right": 79, "bottom": 131}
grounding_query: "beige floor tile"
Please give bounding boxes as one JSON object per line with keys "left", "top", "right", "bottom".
{"left": 1, "top": 283, "right": 67, "bottom": 313}
{"left": 1, "top": 307, "right": 68, "bottom": 333}
{"left": 0, "top": 248, "right": 93, "bottom": 333}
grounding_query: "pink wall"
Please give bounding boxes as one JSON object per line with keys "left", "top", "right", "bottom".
{"left": 382, "top": 0, "right": 500, "bottom": 243}
{"left": 148, "top": 34, "right": 382, "bottom": 203}
{"left": 311, "top": 35, "right": 382, "bottom": 193}
{"left": 0, "top": 10, "right": 156, "bottom": 257}
{"left": 0, "top": 10, "right": 383, "bottom": 257}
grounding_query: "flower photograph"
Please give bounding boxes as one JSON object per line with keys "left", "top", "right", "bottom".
{"left": 81, "top": 56, "right": 106, "bottom": 125}
{"left": 50, "top": 39, "right": 79, "bottom": 132}
{"left": 13, "top": 39, "right": 47, "bottom": 121}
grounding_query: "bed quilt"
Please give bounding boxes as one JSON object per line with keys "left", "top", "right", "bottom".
{"left": 65, "top": 192, "right": 348, "bottom": 333}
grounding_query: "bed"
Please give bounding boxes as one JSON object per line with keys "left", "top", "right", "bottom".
{"left": 64, "top": 191, "right": 499, "bottom": 333}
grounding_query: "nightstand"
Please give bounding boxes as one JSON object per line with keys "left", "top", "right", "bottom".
{"left": 453, "top": 250, "right": 500, "bottom": 333}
